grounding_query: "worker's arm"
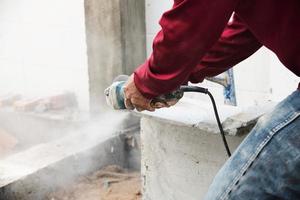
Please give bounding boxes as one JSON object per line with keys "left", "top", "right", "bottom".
{"left": 189, "top": 14, "right": 262, "bottom": 83}
{"left": 132, "top": 0, "right": 240, "bottom": 100}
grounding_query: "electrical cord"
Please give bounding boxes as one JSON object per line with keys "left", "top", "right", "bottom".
{"left": 180, "top": 86, "right": 232, "bottom": 157}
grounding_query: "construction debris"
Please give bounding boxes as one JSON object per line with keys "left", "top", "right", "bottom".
{"left": 42, "top": 92, "right": 78, "bottom": 111}
{"left": 0, "top": 92, "right": 78, "bottom": 113}
{"left": 46, "top": 165, "right": 141, "bottom": 200}
{"left": 13, "top": 98, "right": 42, "bottom": 112}
{"left": 0, "top": 94, "right": 21, "bottom": 107}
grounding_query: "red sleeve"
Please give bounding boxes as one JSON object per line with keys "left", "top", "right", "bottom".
{"left": 189, "top": 14, "right": 262, "bottom": 83}
{"left": 134, "top": 0, "right": 239, "bottom": 99}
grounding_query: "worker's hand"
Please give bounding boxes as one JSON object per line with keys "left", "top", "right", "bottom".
{"left": 123, "top": 75, "right": 155, "bottom": 112}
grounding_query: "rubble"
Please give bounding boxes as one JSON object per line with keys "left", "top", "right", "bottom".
{"left": 0, "top": 92, "right": 78, "bottom": 113}
{"left": 43, "top": 92, "right": 77, "bottom": 111}
{"left": 0, "top": 94, "right": 21, "bottom": 107}
{"left": 13, "top": 98, "right": 42, "bottom": 112}
{"left": 46, "top": 165, "right": 141, "bottom": 200}
{"left": 0, "top": 92, "right": 79, "bottom": 156}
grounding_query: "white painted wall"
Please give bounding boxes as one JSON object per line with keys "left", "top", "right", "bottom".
{"left": 145, "top": 1, "right": 299, "bottom": 107}
{"left": 0, "top": 0, "right": 89, "bottom": 110}
{"left": 269, "top": 52, "right": 300, "bottom": 102}
{"left": 145, "top": 1, "right": 173, "bottom": 56}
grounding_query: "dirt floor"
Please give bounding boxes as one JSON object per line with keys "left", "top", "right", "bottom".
{"left": 46, "top": 165, "right": 142, "bottom": 200}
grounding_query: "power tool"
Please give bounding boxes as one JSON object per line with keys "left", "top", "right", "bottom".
{"left": 104, "top": 75, "right": 232, "bottom": 157}
{"left": 104, "top": 75, "right": 184, "bottom": 110}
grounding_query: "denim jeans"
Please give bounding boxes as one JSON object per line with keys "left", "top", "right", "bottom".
{"left": 205, "top": 90, "right": 300, "bottom": 200}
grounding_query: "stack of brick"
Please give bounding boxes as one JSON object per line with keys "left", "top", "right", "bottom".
{"left": 14, "top": 98, "right": 43, "bottom": 112}
{"left": 0, "top": 94, "right": 21, "bottom": 108}
{"left": 41, "top": 92, "right": 78, "bottom": 111}
{"left": 13, "top": 92, "right": 78, "bottom": 112}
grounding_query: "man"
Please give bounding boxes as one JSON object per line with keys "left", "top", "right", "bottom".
{"left": 124, "top": 0, "right": 300, "bottom": 199}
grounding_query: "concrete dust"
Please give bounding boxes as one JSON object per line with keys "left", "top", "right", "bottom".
{"left": 0, "top": 128, "right": 18, "bottom": 158}
{"left": 46, "top": 165, "right": 141, "bottom": 200}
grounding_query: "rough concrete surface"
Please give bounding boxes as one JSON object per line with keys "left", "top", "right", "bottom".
{"left": 139, "top": 98, "right": 275, "bottom": 200}
{"left": 84, "top": 0, "right": 146, "bottom": 112}
{"left": 139, "top": 98, "right": 275, "bottom": 135}
{"left": 0, "top": 113, "right": 130, "bottom": 200}
{"left": 139, "top": 97, "right": 241, "bottom": 126}
{"left": 141, "top": 117, "right": 245, "bottom": 200}
{"left": 222, "top": 102, "right": 276, "bottom": 135}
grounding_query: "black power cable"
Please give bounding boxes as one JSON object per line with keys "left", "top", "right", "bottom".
{"left": 180, "top": 86, "right": 232, "bottom": 157}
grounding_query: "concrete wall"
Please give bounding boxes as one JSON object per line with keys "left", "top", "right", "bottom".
{"left": 84, "top": 0, "right": 146, "bottom": 112}
{"left": 145, "top": 1, "right": 299, "bottom": 106}
{"left": 141, "top": 117, "right": 245, "bottom": 200}
{"left": 138, "top": 94, "right": 275, "bottom": 199}
{"left": 0, "top": 0, "right": 89, "bottom": 110}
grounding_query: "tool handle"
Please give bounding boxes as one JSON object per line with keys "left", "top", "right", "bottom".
{"left": 150, "top": 88, "right": 184, "bottom": 109}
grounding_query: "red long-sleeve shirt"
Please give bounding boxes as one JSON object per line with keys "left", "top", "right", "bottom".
{"left": 134, "top": 0, "right": 300, "bottom": 99}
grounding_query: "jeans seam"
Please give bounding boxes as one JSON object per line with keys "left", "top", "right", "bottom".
{"left": 220, "top": 111, "right": 300, "bottom": 200}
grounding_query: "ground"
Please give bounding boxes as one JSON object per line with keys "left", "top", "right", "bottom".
{"left": 46, "top": 165, "right": 141, "bottom": 200}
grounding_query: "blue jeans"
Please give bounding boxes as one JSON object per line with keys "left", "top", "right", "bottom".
{"left": 205, "top": 90, "right": 300, "bottom": 200}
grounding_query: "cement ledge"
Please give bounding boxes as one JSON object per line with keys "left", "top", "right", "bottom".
{"left": 136, "top": 97, "right": 276, "bottom": 136}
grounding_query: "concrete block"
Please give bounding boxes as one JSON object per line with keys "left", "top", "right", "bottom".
{"left": 141, "top": 117, "right": 244, "bottom": 200}
{"left": 221, "top": 102, "right": 276, "bottom": 135}
{"left": 138, "top": 98, "right": 275, "bottom": 199}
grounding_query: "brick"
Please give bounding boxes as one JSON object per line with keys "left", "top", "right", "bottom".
{"left": 13, "top": 98, "right": 42, "bottom": 112}
{"left": 45, "top": 92, "right": 78, "bottom": 110}
{"left": 13, "top": 93, "right": 78, "bottom": 112}
{"left": 0, "top": 94, "right": 22, "bottom": 108}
